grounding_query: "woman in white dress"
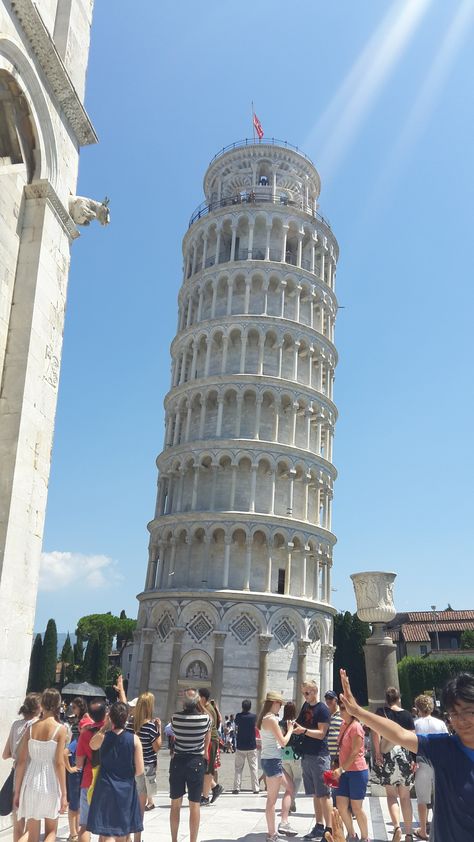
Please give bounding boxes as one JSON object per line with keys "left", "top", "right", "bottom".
{"left": 14, "top": 688, "right": 68, "bottom": 842}
{"left": 2, "top": 692, "right": 41, "bottom": 842}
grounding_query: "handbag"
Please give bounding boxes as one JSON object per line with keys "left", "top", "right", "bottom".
{"left": 0, "top": 769, "right": 14, "bottom": 816}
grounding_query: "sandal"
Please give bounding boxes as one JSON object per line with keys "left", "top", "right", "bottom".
{"left": 392, "top": 829, "right": 402, "bottom": 842}
{"left": 405, "top": 836, "right": 414, "bottom": 842}
{"left": 414, "top": 834, "right": 428, "bottom": 841}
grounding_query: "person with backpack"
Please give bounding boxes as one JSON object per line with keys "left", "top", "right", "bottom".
{"left": 75, "top": 700, "right": 106, "bottom": 842}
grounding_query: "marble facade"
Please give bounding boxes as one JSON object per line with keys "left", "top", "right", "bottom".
{"left": 0, "top": 0, "right": 97, "bottom": 767}
{"left": 132, "top": 141, "right": 340, "bottom": 717}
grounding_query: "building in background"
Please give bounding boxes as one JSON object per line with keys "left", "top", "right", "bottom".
{"left": 0, "top": 0, "right": 99, "bottom": 766}
{"left": 132, "top": 139, "right": 339, "bottom": 718}
{"left": 388, "top": 609, "right": 474, "bottom": 659}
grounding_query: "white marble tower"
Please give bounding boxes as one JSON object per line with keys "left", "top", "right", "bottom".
{"left": 0, "top": 0, "right": 100, "bottom": 769}
{"left": 134, "top": 140, "right": 339, "bottom": 718}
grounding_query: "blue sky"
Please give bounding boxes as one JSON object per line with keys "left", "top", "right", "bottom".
{"left": 37, "top": 0, "right": 474, "bottom": 632}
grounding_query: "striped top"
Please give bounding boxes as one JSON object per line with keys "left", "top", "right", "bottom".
{"left": 171, "top": 711, "right": 210, "bottom": 755}
{"left": 137, "top": 721, "right": 160, "bottom": 766}
{"left": 327, "top": 710, "right": 343, "bottom": 759}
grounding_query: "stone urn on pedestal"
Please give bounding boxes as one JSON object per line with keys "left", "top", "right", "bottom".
{"left": 351, "top": 572, "right": 399, "bottom": 711}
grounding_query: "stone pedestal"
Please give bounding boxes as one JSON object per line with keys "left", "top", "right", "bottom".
{"left": 351, "top": 572, "right": 399, "bottom": 710}
{"left": 363, "top": 623, "right": 399, "bottom": 710}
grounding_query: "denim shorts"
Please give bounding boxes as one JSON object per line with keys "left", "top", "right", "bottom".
{"left": 335, "top": 769, "right": 368, "bottom": 801}
{"left": 261, "top": 757, "right": 284, "bottom": 778}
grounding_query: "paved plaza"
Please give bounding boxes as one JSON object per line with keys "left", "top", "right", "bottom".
{"left": 0, "top": 751, "right": 424, "bottom": 842}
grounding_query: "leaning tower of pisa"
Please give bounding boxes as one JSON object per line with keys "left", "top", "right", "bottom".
{"left": 133, "top": 139, "right": 339, "bottom": 718}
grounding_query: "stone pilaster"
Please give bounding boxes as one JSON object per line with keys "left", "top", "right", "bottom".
{"left": 138, "top": 628, "right": 155, "bottom": 694}
{"left": 165, "top": 628, "right": 185, "bottom": 721}
{"left": 320, "top": 643, "right": 336, "bottom": 696}
{"left": 212, "top": 631, "right": 227, "bottom": 706}
{"left": 257, "top": 634, "right": 273, "bottom": 708}
{"left": 295, "top": 639, "right": 311, "bottom": 706}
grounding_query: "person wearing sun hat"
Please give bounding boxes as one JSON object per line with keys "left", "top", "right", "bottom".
{"left": 257, "top": 691, "right": 297, "bottom": 842}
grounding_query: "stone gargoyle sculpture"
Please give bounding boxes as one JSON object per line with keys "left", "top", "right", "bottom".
{"left": 68, "top": 195, "right": 110, "bottom": 226}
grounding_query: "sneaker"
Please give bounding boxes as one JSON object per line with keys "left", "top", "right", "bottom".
{"left": 232, "top": 789, "right": 240, "bottom": 794}
{"left": 200, "top": 796, "right": 210, "bottom": 806}
{"left": 303, "top": 825, "right": 325, "bottom": 840}
{"left": 210, "top": 783, "right": 224, "bottom": 803}
{"left": 278, "top": 821, "right": 298, "bottom": 837}
{"left": 266, "top": 835, "right": 280, "bottom": 842}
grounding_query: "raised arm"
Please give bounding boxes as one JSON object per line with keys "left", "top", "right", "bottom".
{"left": 340, "top": 669, "right": 418, "bottom": 754}
{"left": 113, "top": 673, "right": 127, "bottom": 704}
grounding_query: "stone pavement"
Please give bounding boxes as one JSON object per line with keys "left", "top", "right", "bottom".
{"left": 0, "top": 751, "right": 424, "bottom": 842}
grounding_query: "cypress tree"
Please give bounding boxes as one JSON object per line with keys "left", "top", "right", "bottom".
{"left": 27, "top": 633, "right": 43, "bottom": 692}
{"left": 61, "top": 633, "right": 74, "bottom": 666}
{"left": 74, "top": 630, "right": 84, "bottom": 679}
{"left": 40, "top": 619, "right": 58, "bottom": 689}
{"left": 91, "top": 624, "right": 109, "bottom": 688}
{"left": 350, "top": 613, "right": 370, "bottom": 705}
{"left": 82, "top": 631, "right": 98, "bottom": 682}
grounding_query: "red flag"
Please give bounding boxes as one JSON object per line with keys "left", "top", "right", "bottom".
{"left": 253, "top": 112, "right": 264, "bottom": 140}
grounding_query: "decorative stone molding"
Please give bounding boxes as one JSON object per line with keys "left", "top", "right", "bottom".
{"left": 229, "top": 613, "right": 258, "bottom": 645}
{"left": 351, "top": 572, "right": 397, "bottom": 623}
{"left": 297, "top": 638, "right": 311, "bottom": 656}
{"left": 155, "top": 611, "right": 174, "bottom": 642}
{"left": 11, "top": 0, "right": 98, "bottom": 146}
{"left": 321, "top": 643, "right": 336, "bottom": 661}
{"left": 212, "top": 631, "right": 227, "bottom": 647}
{"left": 24, "top": 180, "right": 79, "bottom": 240}
{"left": 258, "top": 633, "right": 273, "bottom": 652}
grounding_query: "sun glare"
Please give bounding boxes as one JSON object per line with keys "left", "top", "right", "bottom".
{"left": 304, "top": 0, "right": 433, "bottom": 179}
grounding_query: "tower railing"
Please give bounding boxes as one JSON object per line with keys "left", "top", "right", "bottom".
{"left": 208, "top": 138, "right": 315, "bottom": 165}
{"left": 189, "top": 190, "right": 331, "bottom": 229}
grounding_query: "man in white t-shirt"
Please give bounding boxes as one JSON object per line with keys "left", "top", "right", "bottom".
{"left": 413, "top": 694, "right": 448, "bottom": 840}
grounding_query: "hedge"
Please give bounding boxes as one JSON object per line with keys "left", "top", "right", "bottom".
{"left": 398, "top": 656, "right": 474, "bottom": 708}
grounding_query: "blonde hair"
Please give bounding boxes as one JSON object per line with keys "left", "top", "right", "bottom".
{"left": 257, "top": 699, "right": 275, "bottom": 730}
{"left": 415, "top": 694, "right": 434, "bottom": 716}
{"left": 134, "top": 692, "right": 155, "bottom": 733}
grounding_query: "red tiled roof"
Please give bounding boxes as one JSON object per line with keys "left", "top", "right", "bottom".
{"left": 401, "top": 621, "right": 474, "bottom": 642}
{"left": 402, "top": 624, "right": 431, "bottom": 642}
{"left": 407, "top": 611, "right": 474, "bottom": 622}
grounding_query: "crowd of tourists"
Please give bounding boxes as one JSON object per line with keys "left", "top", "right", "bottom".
{"left": 2, "top": 670, "right": 473, "bottom": 842}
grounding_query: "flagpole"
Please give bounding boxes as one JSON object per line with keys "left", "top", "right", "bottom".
{"left": 251, "top": 101, "right": 255, "bottom": 142}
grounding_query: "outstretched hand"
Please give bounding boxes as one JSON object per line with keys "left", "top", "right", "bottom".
{"left": 339, "top": 669, "right": 360, "bottom": 716}
{"left": 324, "top": 807, "right": 345, "bottom": 842}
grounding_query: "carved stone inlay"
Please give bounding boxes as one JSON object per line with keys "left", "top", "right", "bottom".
{"left": 156, "top": 612, "right": 173, "bottom": 642}
{"left": 186, "top": 660, "right": 208, "bottom": 680}
{"left": 229, "top": 613, "right": 258, "bottom": 645}
{"left": 186, "top": 612, "right": 213, "bottom": 643}
{"left": 273, "top": 619, "right": 296, "bottom": 647}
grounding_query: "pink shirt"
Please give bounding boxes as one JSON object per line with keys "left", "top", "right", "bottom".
{"left": 338, "top": 720, "right": 367, "bottom": 772}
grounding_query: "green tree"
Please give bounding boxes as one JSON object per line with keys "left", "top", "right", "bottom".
{"left": 61, "top": 633, "right": 74, "bottom": 665}
{"left": 461, "top": 630, "right": 474, "bottom": 649}
{"left": 333, "top": 611, "right": 369, "bottom": 704}
{"left": 40, "top": 619, "right": 58, "bottom": 689}
{"left": 77, "top": 612, "right": 136, "bottom": 655}
{"left": 91, "top": 623, "right": 109, "bottom": 688}
{"left": 27, "top": 633, "right": 43, "bottom": 692}
{"left": 82, "top": 631, "right": 99, "bottom": 682}
{"left": 74, "top": 631, "right": 84, "bottom": 678}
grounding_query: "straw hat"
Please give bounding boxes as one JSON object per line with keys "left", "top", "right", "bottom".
{"left": 266, "top": 690, "right": 284, "bottom": 703}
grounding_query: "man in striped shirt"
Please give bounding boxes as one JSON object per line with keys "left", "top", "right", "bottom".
{"left": 324, "top": 691, "right": 343, "bottom": 766}
{"left": 169, "top": 688, "right": 211, "bottom": 842}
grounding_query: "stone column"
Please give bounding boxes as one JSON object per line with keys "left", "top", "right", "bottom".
{"left": 212, "top": 632, "right": 227, "bottom": 706}
{"left": 223, "top": 537, "right": 231, "bottom": 587}
{"left": 351, "top": 572, "right": 399, "bottom": 710}
{"left": 216, "top": 397, "right": 224, "bottom": 436}
{"left": 296, "top": 639, "right": 311, "bottom": 705}
{"left": 244, "top": 538, "right": 252, "bottom": 591}
{"left": 320, "top": 643, "right": 335, "bottom": 697}
{"left": 230, "top": 225, "right": 237, "bottom": 262}
{"left": 257, "top": 634, "right": 273, "bottom": 708}
{"left": 138, "top": 628, "right": 155, "bottom": 694}
{"left": 166, "top": 628, "right": 185, "bottom": 721}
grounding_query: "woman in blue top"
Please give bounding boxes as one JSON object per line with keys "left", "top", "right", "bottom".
{"left": 340, "top": 669, "right": 474, "bottom": 842}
